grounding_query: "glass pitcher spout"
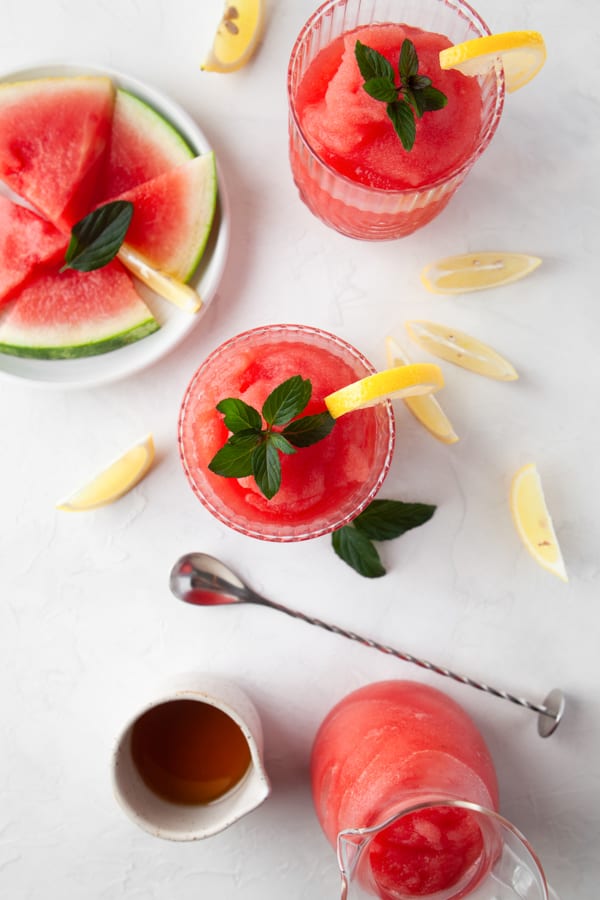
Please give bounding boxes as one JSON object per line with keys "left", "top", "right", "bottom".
{"left": 336, "top": 799, "right": 551, "bottom": 900}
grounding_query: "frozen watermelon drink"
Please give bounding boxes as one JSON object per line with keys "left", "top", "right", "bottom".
{"left": 178, "top": 324, "right": 395, "bottom": 541}
{"left": 287, "top": 0, "right": 504, "bottom": 239}
{"left": 312, "top": 681, "right": 550, "bottom": 899}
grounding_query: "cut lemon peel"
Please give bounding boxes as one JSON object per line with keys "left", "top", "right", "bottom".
{"left": 324, "top": 363, "right": 443, "bottom": 419}
{"left": 385, "top": 336, "right": 458, "bottom": 444}
{"left": 202, "top": 0, "right": 265, "bottom": 73}
{"left": 421, "top": 252, "right": 542, "bottom": 295}
{"left": 405, "top": 320, "right": 518, "bottom": 381}
{"left": 439, "top": 31, "right": 546, "bottom": 93}
{"left": 510, "top": 463, "right": 568, "bottom": 582}
{"left": 118, "top": 246, "right": 202, "bottom": 314}
{"left": 56, "top": 434, "right": 155, "bottom": 511}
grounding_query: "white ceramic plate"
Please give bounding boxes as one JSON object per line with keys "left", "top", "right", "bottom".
{"left": 0, "top": 62, "right": 230, "bottom": 389}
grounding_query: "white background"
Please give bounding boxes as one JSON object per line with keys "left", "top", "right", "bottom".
{"left": 1, "top": 1, "right": 599, "bottom": 897}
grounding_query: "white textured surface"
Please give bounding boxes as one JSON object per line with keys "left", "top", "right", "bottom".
{"left": 1, "top": 1, "right": 598, "bottom": 898}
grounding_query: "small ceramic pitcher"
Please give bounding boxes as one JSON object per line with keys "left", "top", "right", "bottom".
{"left": 112, "top": 672, "right": 270, "bottom": 840}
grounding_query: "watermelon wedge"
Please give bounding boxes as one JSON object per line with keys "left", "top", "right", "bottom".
{"left": 0, "top": 260, "right": 159, "bottom": 359}
{"left": 97, "top": 88, "right": 195, "bottom": 202}
{"left": 0, "top": 195, "right": 68, "bottom": 307}
{"left": 114, "top": 152, "right": 218, "bottom": 282}
{"left": 0, "top": 76, "right": 115, "bottom": 232}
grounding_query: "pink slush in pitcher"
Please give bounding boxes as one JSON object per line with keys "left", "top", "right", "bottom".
{"left": 311, "top": 681, "right": 554, "bottom": 899}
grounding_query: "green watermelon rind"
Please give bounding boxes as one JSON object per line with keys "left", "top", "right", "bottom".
{"left": 182, "top": 151, "right": 218, "bottom": 283}
{"left": 121, "top": 150, "right": 219, "bottom": 284}
{"left": 0, "top": 318, "right": 159, "bottom": 360}
{"left": 114, "top": 88, "right": 196, "bottom": 166}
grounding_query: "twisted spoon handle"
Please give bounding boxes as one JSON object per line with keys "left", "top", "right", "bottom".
{"left": 249, "top": 592, "right": 564, "bottom": 736}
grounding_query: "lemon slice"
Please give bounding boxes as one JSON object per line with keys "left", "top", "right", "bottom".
{"left": 202, "top": 0, "right": 265, "bottom": 73}
{"left": 405, "top": 320, "right": 518, "bottom": 381}
{"left": 421, "top": 252, "right": 542, "bottom": 295}
{"left": 56, "top": 435, "right": 155, "bottom": 511}
{"left": 324, "top": 363, "right": 443, "bottom": 419}
{"left": 439, "top": 31, "right": 546, "bottom": 93}
{"left": 510, "top": 463, "right": 568, "bottom": 582}
{"left": 385, "top": 336, "right": 458, "bottom": 444}
{"left": 118, "top": 246, "right": 202, "bottom": 314}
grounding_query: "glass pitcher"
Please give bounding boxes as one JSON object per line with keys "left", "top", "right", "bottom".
{"left": 312, "top": 682, "right": 558, "bottom": 900}
{"left": 336, "top": 797, "right": 556, "bottom": 899}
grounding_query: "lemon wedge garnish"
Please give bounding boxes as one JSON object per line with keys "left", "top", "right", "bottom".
{"left": 405, "top": 320, "right": 518, "bottom": 381}
{"left": 118, "top": 246, "right": 202, "bottom": 314}
{"left": 202, "top": 0, "right": 265, "bottom": 73}
{"left": 421, "top": 252, "right": 542, "bottom": 295}
{"left": 385, "top": 336, "right": 458, "bottom": 444}
{"left": 324, "top": 363, "right": 443, "bottom": 419}
{"left": 510, "top": 463, "right": 568, "bottom": 582}
{"left": 56, "top": 435, "right": 155, "bottom": 511}
{"left": 439, "top": 31, "right": 546, "bottom": 93}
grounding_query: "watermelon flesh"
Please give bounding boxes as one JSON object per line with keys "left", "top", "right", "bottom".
{"left": 0, "top": 259, "right": 158, "bottom": 359}
{"left": 0, "top": 76, "right": 115, "bottom": 232}
{"left": 0, "top": 195, "right": 68, "bottom": 307}
{"left": 115, "top": 152, "right": 217, "bottom": 282}
{"left": 97, "top": 88, "right": 194, "bottom": 202}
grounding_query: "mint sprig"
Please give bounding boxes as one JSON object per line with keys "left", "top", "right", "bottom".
{"left": 61, "top": 201, "right": 134, "bottom": 273}
{"left": 355, "top": 39, "right": 447, "bottom": 151}
{"left": 208, "top": 375, "right": 336, "bottom": 500}
{"left": 332, "top": 499, "right": 436, "bottom": 577}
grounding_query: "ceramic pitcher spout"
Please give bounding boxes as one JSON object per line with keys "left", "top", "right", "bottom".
{"left": 336, "top": 800, "right": 551, "bottom": 900}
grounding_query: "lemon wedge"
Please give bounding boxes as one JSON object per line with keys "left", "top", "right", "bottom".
{"left": 324, "top": 363, "right": 443, "bottom": 419}
{"left": 118, "top": 246, "right": 202, "bottom": 314}
{"left": 202, "top": 0, "right": 265, "bottom": 73}
{"left": 421, "top": 252, "right": 542, "bottom": 295}
{"left": 439, "top": 31, "right": 546, "bottom": 93}
{"left": 510, "top": 463, "right": 568, "bottom": 582}
{"left": 56, "top": 435, "right": 155, "bottom": 511}
{"left": 405, "top": 320, "right": 518, "bottom": 381}
{"left": 385, "top": 336, "right": 458, "bottom": 444}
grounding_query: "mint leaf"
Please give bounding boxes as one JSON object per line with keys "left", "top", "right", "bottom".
{"left": 62, "top": 201, "right": 133, "bottom": 272}
{"left": 267, "top": 432, "right": 296, "bottom": 455}
{"left": 363, "top": 77, "right": 399, "bottom": 103}
{"left": 208, "top": 431, "right": 262, "bottom": 478}
{"left": 399, "top": 39, "right": 419, "bottom": 81}
{"left": 262, "top": 376, "right": 312, "bottom": 427}
{"left": 216, "top": 397, "right": 262, "bottom": 433}
{"left": 252, "top": 440, "right": 281, "bottom": 499}
{"left": 332, "top": 526, "right": 386, "bottom": 578}
{"left": 387, "top": 99, "right": 416, "bottom": 150}
{"left": 355, "top": 40, "right": 395, "bottom": 82}
{"left": 282, "top": 411, "right": 335, "bottom": 448}
{"left": 421, "top": 86, "right": 448, "bottom": 112}
{"left": 353, "top": 499, "right": 436, "bottom": 541}
{"left": 355, "top": 38, "right": 447, "bottom": 152}
{"left": 408, "top": 74, "right": 432, "bottom": 90}
{"left": 210, "top": 375, "right": 337, "bottom": 500}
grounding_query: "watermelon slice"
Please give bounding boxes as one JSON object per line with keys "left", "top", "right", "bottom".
{"left": 0, "top": 195, "right": 68, "bottom": 306}
{"left": 0, "top": 260, "right": 159, "bottom": 359}
{"left": 97, "top": 88, "right": 195, "bottom": 202}
{"left": 114, "top": 152, "right": 217, "bottom": 282}
{"left": 0, "top": 76, "right": 115, "bottom": 232}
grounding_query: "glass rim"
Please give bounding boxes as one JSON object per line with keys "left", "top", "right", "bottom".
{"left": 287, "top": 0, "right": 506, "bottom": 197}
{"left": 178, "top": 323, "right": 396, "bottom": 543}
{"left": 337, "top": 797, "right": 549, "bottom": 900}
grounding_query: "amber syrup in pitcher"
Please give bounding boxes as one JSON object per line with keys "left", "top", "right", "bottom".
{"left": 131, "top": 699, "right": 252, "bottom": 805}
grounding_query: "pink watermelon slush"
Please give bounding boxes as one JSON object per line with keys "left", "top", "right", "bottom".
{"left": 178, "top": 324, "right": 395, "bottom": 541}
{"left": 311, "top": 681, "right": 500, "bottom": 897}
{"left": 295, "top": 25, "right": 482, "bottom": 191}
{"left": 288, "top": 0, "right": 503, "bottom": 239}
